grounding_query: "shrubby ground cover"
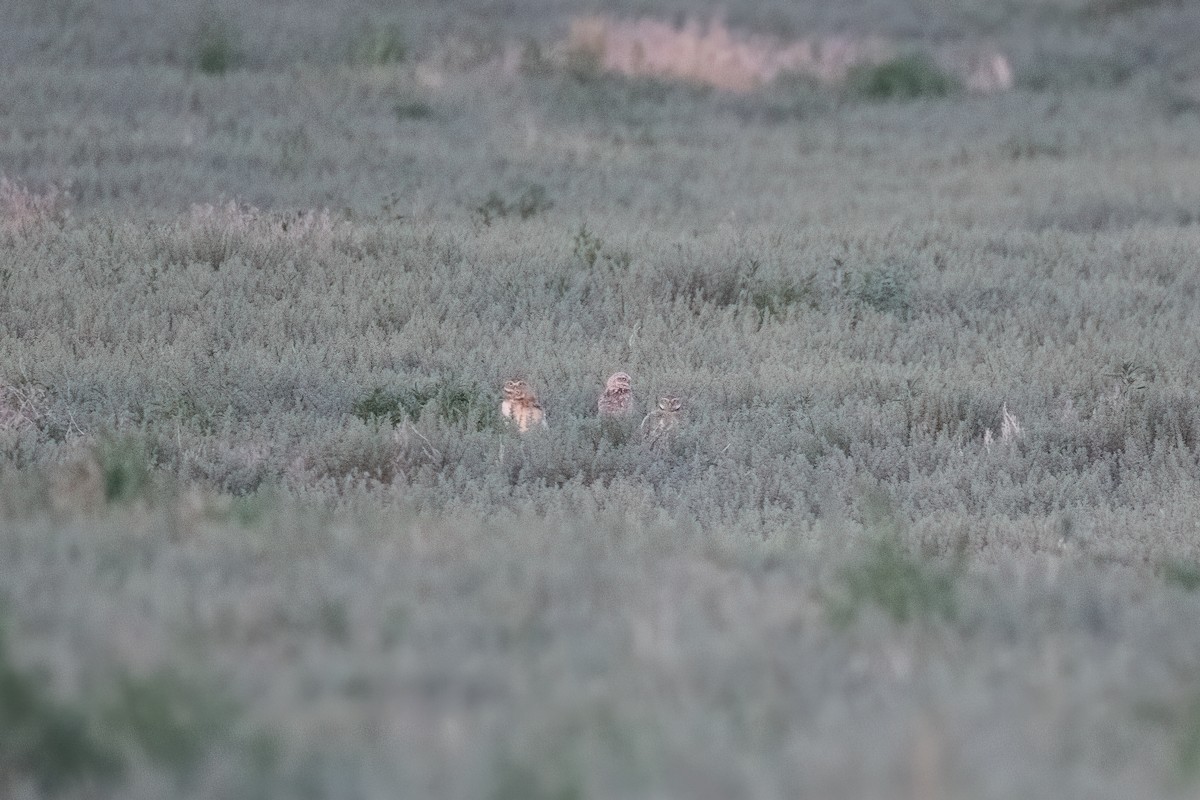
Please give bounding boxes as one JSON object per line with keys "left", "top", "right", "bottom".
{"left": 3, "top": 0, "right": 1200, "bottom": 797}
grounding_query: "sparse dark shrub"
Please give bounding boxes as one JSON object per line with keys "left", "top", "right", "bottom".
{"left": 1156, "top": 80, "right": 1200, "bottom": 118}
{"left": 1001, "top": 135, "right": 1065, "bottom": 161}
{"left": 1028, "top": 197, "right": 1198, "bottom": 232}
{"left": 96, "top": 436, "right": 154, "bottom": 504}
{"left": 431, "top": 382, "right": 483, "bottom": 428}
{"left": 104, "top": 669, "right": 240, "bottom": 784}
{"left": 852, "top": 265, "right": 912, "bottom": 316}
{"left": 1161, "top": 560, "right": 1200, "bottom": 592}
{"left": 573, "top": 224, "right": 603, "bottom": 267}
{"left": 227, "top": 488, "right": 275, "bottom": 526}
{"left": 277, "top": 126, "right": 312, "bottom": 176}
{"left": 476, "top": 193, "right": 510, "bottom": 227}
{"left": 827, "top": 536, "right": 958, "bottom": 626}
{"left": 660, "top": 256, "right": 746, "bottom": 311}
{"left": 519, "top": 40, "right": 555, "bottom": 77}
{"left": 353, "top": 387, "right": 423, "bottom": 426}
{"left": 0, "top": 619, "right": 125, "bottom": 795}
{"left": 193, "top": 10, "right": 242, "bottom": 75}
{"left": 1137, "top": 689, "right": 1200, "bottom": 783}
{"left": 565, "top": 47, "right": 604, "bottom": 83}
{"left": 847, "top": 54, "right": 958, "bottom": 101}
{"left": 516, "top": 185, "right": 553, "bottom": 220}
{"left": 394, "top": 100, "right": 435, "bottom": 121}
{"left": 749, "top": 274, "right": 817, "bottom": 327}
{"left": 318, "top": 600, "right": 350, "bottom": 643}
{"left": 476, "top": 186, "right": 554, "bottom": 225}
{"left": 352, "top": 380, "right": 498, "bottom": 431}
{"left": 347, "top": 22, "right": 407, "bottom": 66}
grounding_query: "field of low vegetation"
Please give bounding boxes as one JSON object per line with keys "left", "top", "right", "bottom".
{"left": 4, "top": 0, "right": 1200, "bottom": 797}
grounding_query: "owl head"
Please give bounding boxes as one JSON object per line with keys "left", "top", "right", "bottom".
{"left": 657, "top": 395, "right": 683, "bottom": 413}
{"left": 503, "top": 379, "right": 531, "bottom": 401}
{"left": 605, "top": 372, "right": 632, "bottom": 392}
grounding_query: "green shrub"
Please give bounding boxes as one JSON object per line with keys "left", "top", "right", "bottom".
{"left": 352, "top": 387, "right": 414, "bottom": 426}
{"left": 193, "top": 10, "right": 242, "bottom": 75}
{"left": 0, "top": 620, "right": 125, "bottom": 795}
{"left": 1160, "top": 560, "right": 1200, "bottom": 592}
{"left": 96, "top": 436, "right": 155, "bottom": 505}
{"left": 847, "top": 54, "right": 959, "bottom": 101}
{"left": 1137, "top": 689, "right": 1200, "bottom": 784}
{"left": 852, "top": 265, "right": 912, "bottom": 316}
{"left": 827, "top": 536, "right": 958, "bottom": 626}
{"left": 352, "top": 380, "right": 498, "bottom": 431}
{"left": 749, "top": 274, "right": 817, "bottom": 327}
{"left": 104, "top": 669, "right": 240, "bottom": 783}
{"left": 347, "top": 22, "right": 407, "bottom": 66}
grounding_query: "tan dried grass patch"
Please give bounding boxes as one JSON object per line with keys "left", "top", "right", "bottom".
{"left": 562, "top": 15, "right": 1011, "bottom": 94}
{"left": 0, "top": 177, "right": 70, "bottom": 236}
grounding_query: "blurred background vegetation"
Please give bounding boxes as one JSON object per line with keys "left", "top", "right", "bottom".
{"left": 3, "top": 0, "right": 1200, "bottom": 797}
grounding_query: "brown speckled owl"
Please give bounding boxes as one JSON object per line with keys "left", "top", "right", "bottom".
{"left": 641, "top": 394, "right": 683, "bottom": 446}
{"left": 501, "top": 379, "right": 547, "bottom": 432}
{"left": 597, "top": 372, "right": 633, "bottom": 417}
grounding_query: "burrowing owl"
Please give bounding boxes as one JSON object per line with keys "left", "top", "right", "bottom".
{"left": 500, "top": 379, "right": 547, "bottom": 432}
{"left": 597, "top": 371, "right": 633, "bottom": 417}
{"left": 641, "top": 395, "right": 683, "bottom": 446}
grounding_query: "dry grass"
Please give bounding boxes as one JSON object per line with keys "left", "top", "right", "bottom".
{"left": 562, "top": 15, "right": 1012, "bottom": 93}
{"left": 0, "top": 177, "right": 70, "bottom": 236}
{"left": 983, "top": 403, "right": 1023, "bottom": 449}
{"left": 0, "top": 381, "right": 47, "bottom": 432}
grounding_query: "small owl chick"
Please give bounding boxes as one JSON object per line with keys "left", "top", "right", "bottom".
{"left": 598, "top": 371, "right": 633, "bottom": 417}
{"left": 501, "top": 379, "right": 547, "bottom": 432}
{"left": 641, "top": 394, "right": 683, "bottom": 446}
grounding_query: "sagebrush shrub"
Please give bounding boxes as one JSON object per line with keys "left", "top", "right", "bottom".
{"left": 852, "top": 265, "right": 912, "bottom": 316}
{"left": 847, "top": 54, "right": 959, "bottom": 100}
{"left": 353, "top": 381, "right": 498, "bottom": 432}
